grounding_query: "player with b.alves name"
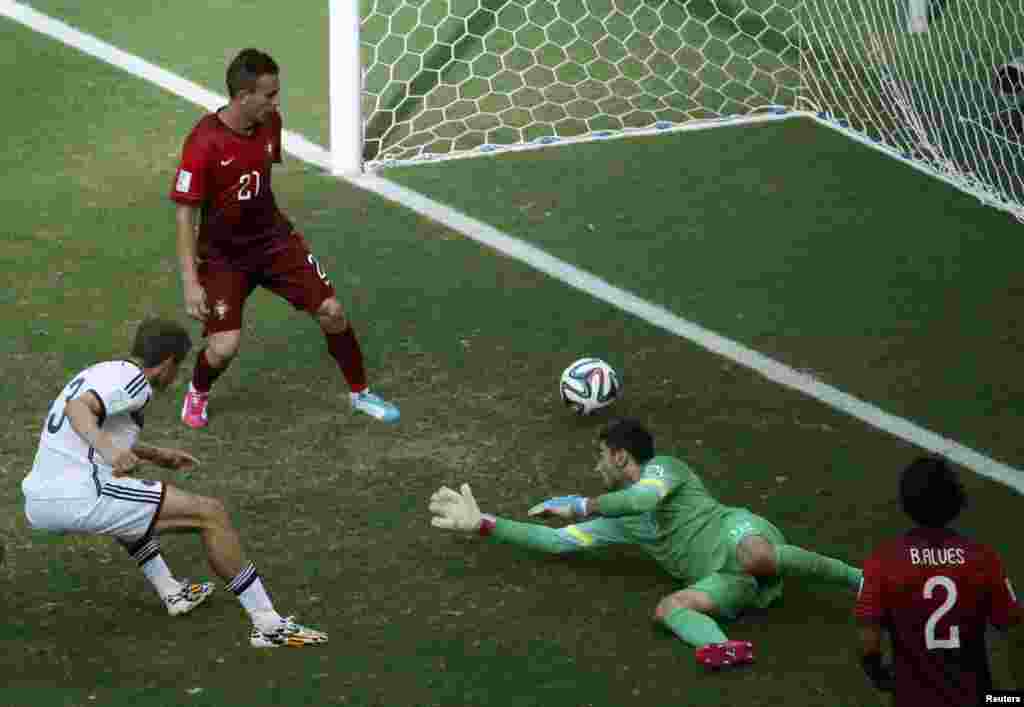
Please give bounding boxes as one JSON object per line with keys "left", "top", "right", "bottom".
{"left": 855, "top": 456, "right": 1022, "bottom": 704}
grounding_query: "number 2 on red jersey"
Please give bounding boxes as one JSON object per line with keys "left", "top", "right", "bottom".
{"left": 923, "top": 576, "right": 960, "bottom": 649}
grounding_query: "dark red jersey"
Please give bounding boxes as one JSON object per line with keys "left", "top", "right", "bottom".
{"left": 855, "top": 527, "right": 1020, "bottom": 706}
{"left": 170, "top": 109, "right": 292, "bottom": 261}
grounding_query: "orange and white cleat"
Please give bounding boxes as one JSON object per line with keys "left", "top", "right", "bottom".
{"left": 250, "top": 616, "right": 328, "bottom": 648}
{"left": 163, "top": 580, "right": 215, "bottom": 616}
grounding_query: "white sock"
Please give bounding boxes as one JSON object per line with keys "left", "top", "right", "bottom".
{"left": 122, "top": 538, "right": 180, "bottom": 598}
{"left": 226, "top": 562, "right": 282, "bottom": 630}
{"left": 143, "top": 555, "right": 182, "bottom": 598}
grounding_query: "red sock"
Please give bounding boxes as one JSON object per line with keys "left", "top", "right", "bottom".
{"left": 192, "top": 350, "right": 226, "bottom": 394}
{"left": 326, "top": 326, "right": 367, "bottom": 393}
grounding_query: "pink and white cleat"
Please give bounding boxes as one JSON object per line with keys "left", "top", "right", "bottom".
{"left": 695, "top": 640, "right": 755, "bottom": 669}
{"left": 181, "top": 384, "right": 209, "bottom": 429}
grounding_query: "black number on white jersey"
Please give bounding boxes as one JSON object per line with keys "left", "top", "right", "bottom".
{"left": 46, "top": 377, "right": 86, "bottom": 434}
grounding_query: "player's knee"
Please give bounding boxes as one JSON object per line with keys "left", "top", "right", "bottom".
{"left": 654, "top": 595, "right": 678, "bottom": 621}
{"left": 738, "top": 535, "right": 778, "bottom": 577}
{"left": 654, "top": 591, "right": 711, "bottom": 621}
{"left": 206, "top": 331, "right": 242, "bottom": 365}
{"left": 197, "top": 495, "right": 231, "bottom": 528}
{"left": 316, "top": 298, "right": 347, "bottom": 333}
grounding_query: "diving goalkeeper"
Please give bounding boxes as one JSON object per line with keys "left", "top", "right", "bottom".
{"left": 428, "top": 418, "right": 863, "bottom": 668}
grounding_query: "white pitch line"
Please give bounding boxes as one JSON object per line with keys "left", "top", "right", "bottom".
{"left": 4, "top": 0, "right": 1021, "bottom": 494}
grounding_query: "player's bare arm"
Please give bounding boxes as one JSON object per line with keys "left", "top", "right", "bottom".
{"left": 65, "top": 391, "right": 139, "bottom": 475}
{"left": 1008, "top": 605, "right": 1023, "bottom": 689}
{"left": 430, "top": 484, "right": 620, "bottom": 554}
{"left": 131, "top": 443, "right": 200, "bottom": 470}
{"left": 175, "top": 203, "right": 208, "bottom": 321}
{"left": 857, "top": 623, "right": 894, "bottom": 692}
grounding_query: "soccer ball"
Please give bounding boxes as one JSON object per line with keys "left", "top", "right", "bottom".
{"left": 995, "top": 58, "right": 1024, "bottom": 105}
{"left": 560, "top": 358, "right": 620, "bottom": 415}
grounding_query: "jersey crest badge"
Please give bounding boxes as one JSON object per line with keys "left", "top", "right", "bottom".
{"left": 214, "top": 299, "right": 229, "bottom": 321}
{"left": 267, "top": 142, "right": 273, "bottom": 156}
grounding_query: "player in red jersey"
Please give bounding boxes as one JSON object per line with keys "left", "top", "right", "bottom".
{"left": 170, "top": 48, "right": 398, "bottom": 428}
{"left": 854, "top": 456, "right": 1022, "bottom": 704}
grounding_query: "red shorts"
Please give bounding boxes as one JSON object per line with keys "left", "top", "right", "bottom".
{"left": 198, "top": 232, "right": 336, "bottom": 336}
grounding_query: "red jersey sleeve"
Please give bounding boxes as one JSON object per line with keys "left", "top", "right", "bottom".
{"left": 854, "top": 552, "right": 885, "bottom": 624}
{"left": 170, "top": 123, "right": 213, "bottom": 205}
{"left": 987, "top": 550, "right": 1021, "bottom": 630}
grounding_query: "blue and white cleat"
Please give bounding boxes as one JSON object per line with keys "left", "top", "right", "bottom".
{"left": 350, "top": 391, "right": 400, "bottom": 423}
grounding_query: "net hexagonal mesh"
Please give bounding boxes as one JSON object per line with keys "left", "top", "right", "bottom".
{"left": 357, "top": 1, "right": 1024, "bottom": 222}
{"left": 800, "top": 0, "right": 1024, "bottom": 222}
{"left": 360, "top": 0, "right": 802, "bottom": 165}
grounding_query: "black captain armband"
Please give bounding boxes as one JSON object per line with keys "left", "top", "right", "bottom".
{"left": 860, "top": 653, "right": 894, "bottom": 692}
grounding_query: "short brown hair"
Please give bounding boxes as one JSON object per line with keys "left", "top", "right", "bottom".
{"left": 226, "top": 48, "right": 279, "bottom": 98}
{"left": 598, "top": 418, "right": 655, "bottom": 465}
{"left": 130, "top": 319, "right": 192, "bottom": 367}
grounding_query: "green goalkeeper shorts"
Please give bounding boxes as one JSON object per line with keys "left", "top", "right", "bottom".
{"left": 690, "top": 510, "right": 787, "bottom": 620}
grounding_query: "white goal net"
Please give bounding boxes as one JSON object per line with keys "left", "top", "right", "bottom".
{"left": 800, "top": 0, "right": 1024, "bottom": 222}
{"left": 348, "top": 1, "right": 1024, "bottom": 221}
{"left": 357, "top": 0, "right": 803, "bottom": 166}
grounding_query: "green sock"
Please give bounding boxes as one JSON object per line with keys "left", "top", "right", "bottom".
{"left": 662, "top": 608, "right": 729, "bottom": 648}
{"left": 775, "top": 544, "right": 862, "bottom": 590}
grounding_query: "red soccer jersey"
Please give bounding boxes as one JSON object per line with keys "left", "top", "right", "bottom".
{"left": 855, "top": 527, "right": 1020, "bottom": 706}
{"left": 170, "top": 109, "right": 292, "bottom": 262}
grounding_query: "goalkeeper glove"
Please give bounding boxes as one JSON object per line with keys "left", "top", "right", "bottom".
{"left": 430, "top": 483, "right": 491, "bottom": 533}
{"left": 527, "top": 495, "right": 588, "bottom": 520}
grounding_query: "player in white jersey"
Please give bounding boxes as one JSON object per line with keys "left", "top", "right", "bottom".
{"left": 22, "top": 318, "right": 327, "bottom": 648}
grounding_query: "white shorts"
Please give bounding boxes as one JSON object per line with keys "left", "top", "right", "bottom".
{"left": 24, "top": 477, "right": 166, "bottom": 542}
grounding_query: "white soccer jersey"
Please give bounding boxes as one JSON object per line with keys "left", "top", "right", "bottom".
{"left": 23, "top": 360, "right": 152, "bottom": 499}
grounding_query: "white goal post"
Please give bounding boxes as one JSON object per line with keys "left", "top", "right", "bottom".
{"left": 330, "top": 1, "right": 364, "bottom": 176}
{"left": 330, "top": 1, "right": 1024, "bottom": 223}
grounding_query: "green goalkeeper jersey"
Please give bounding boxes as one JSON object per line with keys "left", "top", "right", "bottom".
{"left": 490, "top": 455, "right": 745, "bottom": 583}
{"left": 606, "top": 455, "right": 738, "bottom": 582}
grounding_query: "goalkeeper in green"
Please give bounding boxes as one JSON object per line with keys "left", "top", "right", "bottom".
{"left": 428, "top": 418, "right": 863, "bottom": 669}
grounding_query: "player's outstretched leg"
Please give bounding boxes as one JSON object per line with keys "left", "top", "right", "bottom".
{"left": 774, "top": 544, "right": 862, "bottom": 591}
{"left": 182, "top": 333, "right": 239, "bottom": 429}
{"left": 737, "top": 534, "right": 862, "bottom": 592}
{"left": 154, "top": 485, "right": 328, "bottom": 647}
{"left": 655, "top": 589, "right": 755, "bottom": 670}
{"left": 119, "top": 536, "right": 214, "bottom": 616}
{"left": 225, "top": 563, "right": 327, "bottom": 648}
{"left": 318, "top": 300, "right": 399, "bottom": 423}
